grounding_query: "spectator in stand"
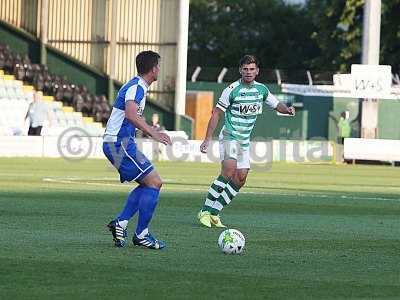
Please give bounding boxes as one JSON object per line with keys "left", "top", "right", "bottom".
{"left": 151, "top": 113, "right": 164, "bottom": 131}
{"left": 142, "top": 113, "right": 164, "bottom": 138}
{"left": 25, "top": 92, "right": 49, "bottom": 136}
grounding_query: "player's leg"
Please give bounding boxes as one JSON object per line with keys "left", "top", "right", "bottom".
{"left": 132, "top": 170, "right": 165, "bottom": 250}
{"left": 103, "top": 141, "right": 156, "bottom": 248}
{"left": 217, "top": 169, "right": 249, "bottom": 214}
{"left": 198, "top": 140, "right": 238, "bottom": 227}
{"left": 198, "top": 159, "right": 236, "bottom": 227}
{"left": 209, "top": 148, "right": 250, "bottom": 227}
{"left": 202, "top": 158, "right": 236, "bottom": 213}
{"left": 106, "top": 183, "right": 145, "bottom": 247}
{"left": 103, "top": 141, "right": 131, "bottom": 247}
{"left": 106, "top": 185, "right": 141, "bottom": 247}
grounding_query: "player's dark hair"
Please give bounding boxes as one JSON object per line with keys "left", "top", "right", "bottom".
{"left": 239, "top": 55, "right": 259, "bottom": 67}
{"left": 136, "top": 51, "right": 160, "bottom": 75}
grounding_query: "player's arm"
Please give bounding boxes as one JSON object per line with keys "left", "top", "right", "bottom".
{"left": 125, "top": 100, "right": 171, "bottom": 145}
{"left": 266, "top": 92, "right": 295, "bottom": 116}
{"left": 200, "top": 107, "right": 224, "bottom": 153}
{"left": 200, "top": 85, "right": 231, "bottom": 153}
{"left": 276, "top": 102, "right": 295, "bottom": 115}
{"left": 25, "top": 103, "right": 32, "bottom": 120}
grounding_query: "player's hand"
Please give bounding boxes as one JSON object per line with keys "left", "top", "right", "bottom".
{"left": 200, "top": 139, "right": 209, "bottom": 153}
{"left": 154, "top": 132, "right": 172, "bottom": 145}
{"left": 287, "top": 106, "right": 295, "bottom": 116}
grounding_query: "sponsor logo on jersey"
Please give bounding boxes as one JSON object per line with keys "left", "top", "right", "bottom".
{"left": 239, "top": 103, "right": 262, "bottom": 115}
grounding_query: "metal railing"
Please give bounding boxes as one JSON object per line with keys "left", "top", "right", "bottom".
{"left": 186, "top": 66, "right": 338, "bottom": 85}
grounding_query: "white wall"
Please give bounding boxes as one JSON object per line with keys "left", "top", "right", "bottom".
{"left": 0, "top": 136, "right": 334, "bottom": 163}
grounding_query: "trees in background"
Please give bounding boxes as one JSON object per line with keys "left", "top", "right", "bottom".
{"left": 188, "top": 0, "right": 319, "bottom": 69}
{"left": 306, "top": 0, "right": 364, "bottom": 72}
{"left": 380, "top": 0, "right": 400, "bottom": 73}
{"left": 188, "top": 0, "right": 400, "bottom": 73}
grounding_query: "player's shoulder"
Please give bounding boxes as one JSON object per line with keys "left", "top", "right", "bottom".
{"left": 129, "top": 76, "right": 145, "bottom": 89}
{"left": 253, "top": 81, "right": 269, "bottom": 91}
{"left": 224, "top": 80, "right": 241, "bottom": 93}
{"left": 254, "top": 81, "right": 269, "bottom": 94}
{"left": 122, "top": 76, "right": 147, "bottom": 91}
{"left": 126, "top": 77, "right": 147, "bottom": 95}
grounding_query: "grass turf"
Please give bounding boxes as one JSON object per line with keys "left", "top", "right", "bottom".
{"left": 0, "top": 158, "right": 399, "bottom": 299}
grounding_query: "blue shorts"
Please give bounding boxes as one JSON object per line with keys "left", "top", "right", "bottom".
{"left": 103, "top": 140, "right": 154, "bottom": 183}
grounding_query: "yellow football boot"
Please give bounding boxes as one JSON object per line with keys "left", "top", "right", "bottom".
{"left": 197, "top": 210, "right": 211, "bottom": 228}
{"left": 210, "top": 215, "right": 226, "bottom": 228}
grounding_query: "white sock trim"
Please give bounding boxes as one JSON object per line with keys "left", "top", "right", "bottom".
{"left": 204, "top": 198, "right": 214, "bottom": 207}
{"left": 212, "top": 201, "right": 223, "bottom": 211}
{"left": 118, "top": 220, "right": 128, "bottom": 229}
{"left": 136, "top": 228, "right": 148, "bottom": 239}
{"left": 226, "top": 183, "right": 238, "bottom": 197}
{"left": 208, "top": 187, "right": 220, "bottom": 198}
{"left": 221, "top": 191, "right": 231, "bottom": 204}
{"left": 214, "top": 180, "right": 226, "bottom": 188}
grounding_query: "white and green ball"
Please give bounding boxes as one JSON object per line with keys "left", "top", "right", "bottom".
{"left": 218, "top": 229, "right": 245, "bottom": 254}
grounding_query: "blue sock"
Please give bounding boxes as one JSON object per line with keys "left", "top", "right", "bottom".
{"left": 117, "top": 186, "right": 144, "bottom": 221}
{"left": 135, "top": 187, "right": 160, "bottom": 236}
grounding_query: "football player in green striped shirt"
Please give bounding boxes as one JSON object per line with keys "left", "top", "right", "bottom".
{"left": 198, "top": 55, "right": 295, "bottom": 228}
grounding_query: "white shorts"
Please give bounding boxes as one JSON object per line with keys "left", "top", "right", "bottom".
{"left": 219, "top": 140, "right": 250, "bottom": 169}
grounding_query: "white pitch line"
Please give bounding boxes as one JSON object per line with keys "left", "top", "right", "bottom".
{"left": 42, "top": 177, "right": 400, "bottom": 203}
{"left": 43, "top": 177, "right": 122, "bottom": 187}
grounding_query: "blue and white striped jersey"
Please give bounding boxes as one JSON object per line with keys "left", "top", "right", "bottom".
{"left": 103, "top": 76, "right": 148, "bottom": 143}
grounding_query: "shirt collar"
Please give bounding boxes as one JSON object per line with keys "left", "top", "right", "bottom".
{"left": 239, "top": 78, "right": 255, "bottom": 87}
{"left": 138, "top": 76, "right": 150, "bottom": 88}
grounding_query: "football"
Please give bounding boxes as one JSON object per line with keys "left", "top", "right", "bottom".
{"left": 218, "top": 229, "right": 245, "bottom": 254}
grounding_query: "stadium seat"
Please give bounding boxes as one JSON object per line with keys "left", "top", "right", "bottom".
{"left": 0, "top": 77, "right": 104, "bottom": 137}
{"left": 0, "top": 42, "right": 111, "bottom": 130}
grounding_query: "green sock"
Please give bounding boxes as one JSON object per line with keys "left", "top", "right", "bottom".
{"left": 202, "top": 175, "right": 229, "bottom": 213}
{"left": 210, "top": 181, "right": 240, "bottom": 216}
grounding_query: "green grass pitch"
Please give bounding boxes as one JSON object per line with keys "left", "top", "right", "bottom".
{"left": 0, "top": 158, "right": 399, "bottom": 299}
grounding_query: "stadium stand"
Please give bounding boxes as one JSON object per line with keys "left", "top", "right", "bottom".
{"left": 0, "top": 42, "right": 107, "bottom": 137}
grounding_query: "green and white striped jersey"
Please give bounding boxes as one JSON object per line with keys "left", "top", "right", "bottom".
{"left": 216, "top": 79, "right": 279, "bottom": 148}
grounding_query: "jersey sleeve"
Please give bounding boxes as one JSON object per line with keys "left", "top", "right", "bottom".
{"left": 265, "top": 91, "right": 279, "bottom": 109}
{"left": 216, "top": 86, "right": 233, "bottom": 112}
{"left": 125, "top": 84, "right": 145, "bottom": 105}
